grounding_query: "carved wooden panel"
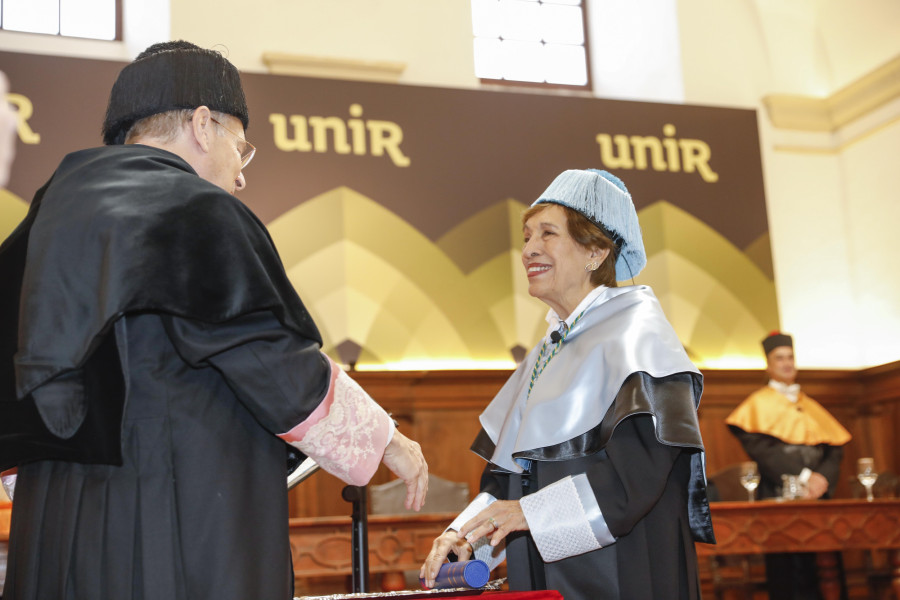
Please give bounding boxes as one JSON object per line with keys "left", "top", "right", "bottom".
{"left": 697, "top": 499, "right": 900, "bottom": 556}
{"left": 288, "top": 513, "right": 455, "bottom": 578}
{"left": 286, "top": 503, "right": 900, "bottom": 598}
{"left": 289, "top": 362, "right": 900, "bottom": 519}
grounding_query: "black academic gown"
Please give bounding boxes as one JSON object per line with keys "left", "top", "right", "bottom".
{"left": 1, "top": 145, "right": 329, "bottom": 600}
{"left": 472, "top": 372, "right": 711, "bottom": 600}
{"left": 6, "top": 312, "right": 328, "bottom": 600}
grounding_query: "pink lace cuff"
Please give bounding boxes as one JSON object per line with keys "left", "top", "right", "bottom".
{"left": 278, "top": 355, "right": 392, "bottom": 486}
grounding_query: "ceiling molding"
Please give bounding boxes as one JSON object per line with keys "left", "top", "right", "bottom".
{"left": 261, "top": 52, "right": 406, "bottom": 83}
{"left": 763, "top": 54, "right": 900, "bottom": 132}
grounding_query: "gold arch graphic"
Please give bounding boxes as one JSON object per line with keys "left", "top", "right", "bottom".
{"left": 1, "top": 185, "right": 778, "bottom": 369}
{"left": 269, "top": 189, "right": 779, "bottom": 369}
{"left": 637, "top": 200, "right": 779, "bottom": 368}
{"left": 0, "top": 189, "right": 28, "bottom": 240}
{"left": 267, "top": 187, "right": 534, "bottom": 369}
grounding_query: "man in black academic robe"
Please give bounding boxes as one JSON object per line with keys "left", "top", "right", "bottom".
{"left": 0, "top": 41, "right": 427, "bottom": 600}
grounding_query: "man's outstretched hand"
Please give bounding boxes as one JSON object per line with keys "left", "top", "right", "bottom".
{"left": 381, "top": 430, "right": 428, "bottom": 511}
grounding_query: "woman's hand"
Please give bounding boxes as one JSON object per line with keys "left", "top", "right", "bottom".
{"left": 419, "top": 530, "right": 474, "bottom": 589}
{"left": 420, "top": 500, "right": 528, "bottom": 588}
{"left": 459, "top": 500, "right": 529, "bottom": 548}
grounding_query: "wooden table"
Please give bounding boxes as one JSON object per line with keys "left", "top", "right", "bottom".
{"left": 696, "top": 498, "right": 900, "bottom": 599}
{"left": 287, "top": 501, "right": 900, "bottom": 598}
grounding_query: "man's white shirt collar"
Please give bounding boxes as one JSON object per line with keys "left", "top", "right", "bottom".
{"left": 768, "top": 379, "right": 800, "bottom": 403}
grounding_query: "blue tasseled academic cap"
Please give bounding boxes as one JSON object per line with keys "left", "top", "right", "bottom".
{"left": 532, "top": 169, "right": 647, "bottom": 281}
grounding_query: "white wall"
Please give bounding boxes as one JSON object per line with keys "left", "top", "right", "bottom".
{"left": 587, "top": 0, "right": 685, "bottom": 103}
{"left": 815, "top": 0, "right": 900, "bottom": 91}
{"left": 1, "top": 0, "right": 898, "bottom": 367}
{"left": 677, "top": 0, "right": 900, "bottom": 368}
{"left": 171, "top": 0, "right": 479, "bottom": 86}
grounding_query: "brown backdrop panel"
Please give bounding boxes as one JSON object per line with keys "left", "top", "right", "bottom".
{"left": 1, "top": 50, "right": 768, "bottom": 252}
{"left": 0, "top": 50, "right": 778, "bottom": 369}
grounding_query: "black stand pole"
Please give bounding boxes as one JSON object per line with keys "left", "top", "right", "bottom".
{"left": 342, "top": 485, "right": 369, "bottom": 593}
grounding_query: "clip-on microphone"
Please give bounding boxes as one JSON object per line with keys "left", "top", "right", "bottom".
{"left": 549, "top": 323, "right": 565, "bottom": 344}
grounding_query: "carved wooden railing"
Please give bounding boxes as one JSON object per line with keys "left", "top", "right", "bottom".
{"left": 288, "top": 512, "right": 455, "bottom": 578}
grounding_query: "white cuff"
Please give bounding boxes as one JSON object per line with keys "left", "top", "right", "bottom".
{"left": 469, "top": 534, "right": 507, "bottom": 572}
{"left": 385, "top": 422, "right": 396, "bottom": 447}
{"left": 1, "top": 473, "right": 15, "bottom": 501}
{"left": 448, "top": 492, "right": 496, "bottom": 532}
{"left": 520, "top": 474, "right": 614, "bottom": 563}
{"left": 446, "top": 492, "right": 506, "bottom": 571}
{"left": 798, "top": 468, "right": 812, "bottom": 484}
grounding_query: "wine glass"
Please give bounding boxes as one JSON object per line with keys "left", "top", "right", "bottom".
{"left": 739, "top": 461, "right": 761, "bottom": 502}
{"left": 857, "top": 457, "right": 878, "bottom": 502}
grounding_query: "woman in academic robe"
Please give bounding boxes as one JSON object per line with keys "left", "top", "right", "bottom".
{"left": 420, "top": 168, "right": 715, "bottom": 599}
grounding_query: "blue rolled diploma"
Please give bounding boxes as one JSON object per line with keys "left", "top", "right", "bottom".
{"left": 420, "top": 559, "right": 491, "bottom": 589}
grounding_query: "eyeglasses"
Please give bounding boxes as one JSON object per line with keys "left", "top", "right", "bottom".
{"left": 210, "top": 117, "right": 256, "bottom": 168}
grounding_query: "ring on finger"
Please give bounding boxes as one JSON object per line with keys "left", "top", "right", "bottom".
{"left": 487, "top": 517, "right": 498, "bottom": 529}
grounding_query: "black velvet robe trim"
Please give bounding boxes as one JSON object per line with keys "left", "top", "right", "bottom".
{"left": 0, "top": 145, "right": 320, "bottom": 470}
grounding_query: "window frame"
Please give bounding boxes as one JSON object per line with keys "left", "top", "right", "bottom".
{"left": 0, "top": 0, "right": 123, "bottom": 41}
{"left": 474, "top": 0, "right": 593, "bottom": 91}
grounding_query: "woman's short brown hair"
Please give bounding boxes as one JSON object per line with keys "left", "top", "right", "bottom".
{"left": 523, "top": 203, "right": 618, "bottom": 288}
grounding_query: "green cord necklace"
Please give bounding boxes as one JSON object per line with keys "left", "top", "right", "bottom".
{"left": 526, "top": 310, "right": 585, "bottom": 400}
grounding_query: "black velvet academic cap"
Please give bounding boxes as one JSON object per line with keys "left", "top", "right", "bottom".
{"left": 102, "top": 40, "right": 249, "bottom": 145}
{"left": 762, "top": 331, "right": 793, "bottom": 356}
